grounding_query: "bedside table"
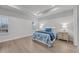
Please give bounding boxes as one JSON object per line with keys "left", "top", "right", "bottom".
{"left": 57, "top": 32, "right": 69, "bottom": 41}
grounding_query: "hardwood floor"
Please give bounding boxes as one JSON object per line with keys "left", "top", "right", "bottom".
{"left": 0, "top": 36, "right": 79, "bottom": 53}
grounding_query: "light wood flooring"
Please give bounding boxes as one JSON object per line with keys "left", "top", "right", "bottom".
{"left": 0, "top": 36, "right": 79, "bottom": 53}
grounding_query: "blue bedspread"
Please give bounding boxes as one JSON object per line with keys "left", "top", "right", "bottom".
{"left": 33, "top": 31, "right": 56, "bottom": 44}
{"left": 36, "top": 31, "right": 55, "bottom": 41}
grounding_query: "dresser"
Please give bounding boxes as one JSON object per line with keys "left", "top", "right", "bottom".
{"left": 57, "top": 32, "right": 69, "bottom": 41}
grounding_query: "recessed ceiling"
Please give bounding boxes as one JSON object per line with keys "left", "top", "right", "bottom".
{"left": 37, "top": 5, "right": 74, "bottom": 17}
{"left": 17, "top": 5, "right": 53, "bottom": 14}
{"left": 0, "top": 5, "right": 74, "bottom": 19}
{"left": 16, "top": 5, "right": 74, "bottom": 16}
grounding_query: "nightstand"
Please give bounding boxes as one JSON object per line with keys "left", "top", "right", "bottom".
{"left": 57, "top": 32, "right": 69, "bottom": 41}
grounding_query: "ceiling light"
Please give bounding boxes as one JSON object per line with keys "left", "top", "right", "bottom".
{"left": 51, "top": 8, "right": 59, "bottom": 11}
{"left": 33, "top": 11, "right": 42, "bottom": 16}
{"left": 33, "top": 11, "right": 39, "bottom": 16}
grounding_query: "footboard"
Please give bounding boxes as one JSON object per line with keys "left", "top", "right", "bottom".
{"left": 33, "top": 32, "right": 55, "bottom": 47}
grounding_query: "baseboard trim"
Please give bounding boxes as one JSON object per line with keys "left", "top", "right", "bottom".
{"left": 0, "top": 34, "right": 32, "bottom": 43}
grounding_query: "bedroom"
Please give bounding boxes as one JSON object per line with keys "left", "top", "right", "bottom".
{"left": 0, "top": 5, "right": 78, "bottom": 53}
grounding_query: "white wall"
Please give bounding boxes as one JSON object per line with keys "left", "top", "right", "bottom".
{"left": 77, "top": 6, "right": 79, "bottom": 47}
{"left": 73, "top": 6, "right": 78, "bottom": 46}
{"left": 39, "top": 15, "right": 73, "bottom": 41}
{"left": 0, "top": 16, "right": 32, "bottom": 42}
{"left": 0, "top": 7, "right": 33, "bottom": 42}
{"left": 73, "top": 6, "right": 79, "bottom": 47}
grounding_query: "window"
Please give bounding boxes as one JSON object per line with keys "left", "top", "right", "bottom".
{"left": 0, "top": 16, "right": 8, "bottom": 33}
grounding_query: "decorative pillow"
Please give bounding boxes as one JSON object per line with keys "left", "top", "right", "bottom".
{"left": 44, "top": 28, "right": 52, "bottom": 32}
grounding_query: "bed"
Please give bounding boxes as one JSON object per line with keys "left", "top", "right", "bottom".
{"left": 32, "top": 27, "right": 56, "bottom": 47}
